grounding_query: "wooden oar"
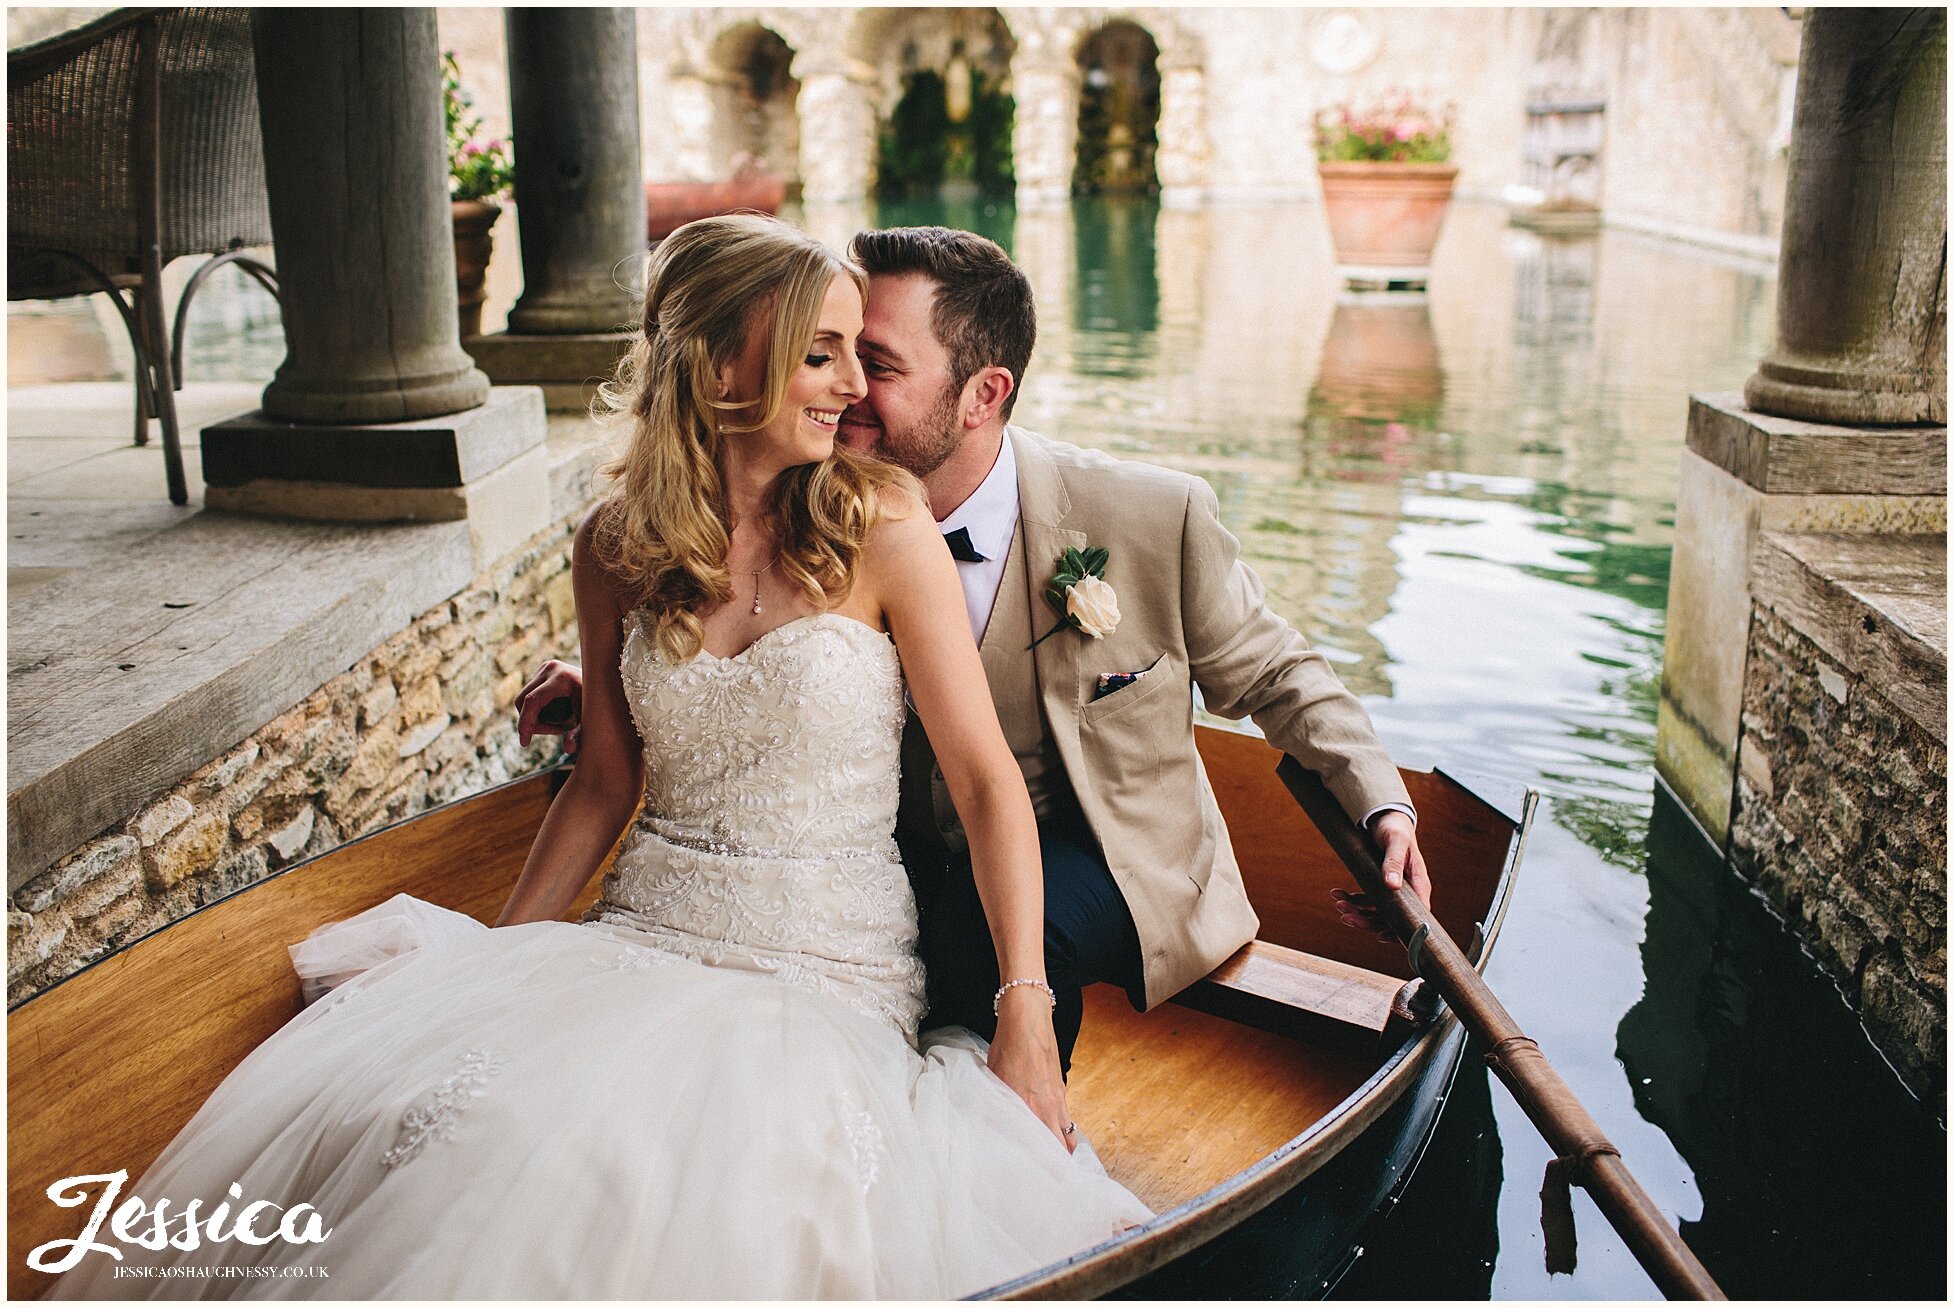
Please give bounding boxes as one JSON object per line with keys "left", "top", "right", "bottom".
{"left": 1279, "top": 759, "right": 1727, "bottom": 1301}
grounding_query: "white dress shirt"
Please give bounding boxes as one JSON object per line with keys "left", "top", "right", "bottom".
{"left": 935, "top": 432, "right": 1411, "bottom": 833}
{"left": 935, "top": 433, "right": 1019, "bottom": 644}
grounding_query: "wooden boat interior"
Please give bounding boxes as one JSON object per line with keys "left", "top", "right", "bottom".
{"left": 1064, "top": 726, "right": 1521, "bottom": 1215}
{"left": 7, "top": 724, "right": 1525, "bottom": 1299}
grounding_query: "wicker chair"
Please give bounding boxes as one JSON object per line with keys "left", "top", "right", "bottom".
{"left": 8, "top": 7, "right": 280, "bottom": 505}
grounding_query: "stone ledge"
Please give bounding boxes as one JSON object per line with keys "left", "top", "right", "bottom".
{"left": 201, "top": 386, "right": 546, "bottom": 489}
{"left": 1751, "top": 531, "right": 1946, "bottom": 743}
{"left": 7, "top": 416, "right": 610, "bottom": 891}
{"left": 1688, "top": 393, "right": 1948, "bottom": 496}
{"left": 7, "top": 514, "right": 475, "bottom": 890}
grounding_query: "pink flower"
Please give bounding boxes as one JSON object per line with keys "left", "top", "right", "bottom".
{"left": 1392, "top": 123, "right": 1413, "bottom": 142}
{"left": 462, "top": 142, "right": 483, "bottom": 158}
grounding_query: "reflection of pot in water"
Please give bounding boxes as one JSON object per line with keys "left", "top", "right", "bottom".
{"left": 1303, "top": 293, "right": 1444, "bottom": 482}
{"left": 1310, "top": 293, "right": 1444, "bottom": 425}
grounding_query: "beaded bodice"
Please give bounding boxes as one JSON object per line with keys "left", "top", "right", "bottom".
{"left": 581, "top": 612, "right": 927, "bottom": 1037}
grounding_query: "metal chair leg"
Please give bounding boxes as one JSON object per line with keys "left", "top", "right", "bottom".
{"left": 20, "top": 248, "right": 158, "bottom": 448}
{"left": 133, "top": 14, "right": 186, "bottom": 505}
{"left": 170, "top": 249, "right": 280, "bottom": 388}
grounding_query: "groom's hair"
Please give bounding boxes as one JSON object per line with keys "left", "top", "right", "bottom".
{"left": 849, "top": 226, "right": 1036, "bottom": 420}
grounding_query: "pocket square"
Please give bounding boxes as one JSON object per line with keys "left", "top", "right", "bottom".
{"left": 1092, "top": 669, "right": 1151, "bottom": 701}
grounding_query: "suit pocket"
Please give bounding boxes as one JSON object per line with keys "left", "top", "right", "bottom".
{"left": 1081, "top": 652, "right": 1172, "bottom": 725}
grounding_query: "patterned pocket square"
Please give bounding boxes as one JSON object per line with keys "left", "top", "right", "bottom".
{"left": 1092, "top": 669, "right": 1151, "bottom": 701}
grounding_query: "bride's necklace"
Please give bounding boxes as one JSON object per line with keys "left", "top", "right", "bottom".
{"left": 737, "top": 551, "right": 782, "bottom": 616}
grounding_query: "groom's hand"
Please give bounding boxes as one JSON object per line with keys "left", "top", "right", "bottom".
{"left": 1332, "top": 810, "right": 1431, "bottom": 942}
{"left": 517, "top": 659, "right": 584, "bottom": 751}
{"left": 988, "top": 988, "right": 1075, "bottom": 1153}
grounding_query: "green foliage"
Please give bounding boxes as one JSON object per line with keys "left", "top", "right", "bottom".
{"left": 878, "top": 67, "right": 1015, "bottom": 196}
{"left": 444, "top": 51, "right": 515, "bottom": 202}
{"left": 1043, "top": 546, "right": 1111, "bottom": 614}
{"left": 1073, "top": 72, "right": 1159, "bottom": 195}
{"left": 1314, "top": 93, "right": 1454, "bottom": 164}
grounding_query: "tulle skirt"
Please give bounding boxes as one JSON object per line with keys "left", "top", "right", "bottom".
{"left": 46, "top": 896, "right": 1150, "bottom": 1300}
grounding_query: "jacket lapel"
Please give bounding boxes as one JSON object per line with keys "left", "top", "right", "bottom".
{"left": 1011, "top": 427, "right": 1087, "bottom": 754}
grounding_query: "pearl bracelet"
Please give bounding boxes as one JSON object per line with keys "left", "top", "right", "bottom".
{"left": 993, "top": 978, "right": 1057, "bottom": 1016}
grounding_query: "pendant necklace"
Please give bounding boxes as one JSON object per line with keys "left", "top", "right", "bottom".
{"left": 740, "top": 552, "right": 782, "bottom": 616}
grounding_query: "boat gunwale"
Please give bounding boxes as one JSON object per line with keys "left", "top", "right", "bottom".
{"left": 4, "top": 765, "right": 568, "bottom": 1016}
{"left": 978, "top": 775, "right": 1538, "bottom": 1299}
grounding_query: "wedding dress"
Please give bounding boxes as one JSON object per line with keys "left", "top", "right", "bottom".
{"left": 48, "top": 611, "right": 1150, "bottom": 1300}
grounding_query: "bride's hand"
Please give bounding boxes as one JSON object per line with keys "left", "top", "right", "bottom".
{"left": 987, "top": 987, "right": 1075, "bottom": 1153}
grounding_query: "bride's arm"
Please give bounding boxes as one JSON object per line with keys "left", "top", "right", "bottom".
{"left": 495, "top": 511, "right": 646, "bottom": 926}
{"left": 868, "top": 499, "right": 1073, "bottom": 1151}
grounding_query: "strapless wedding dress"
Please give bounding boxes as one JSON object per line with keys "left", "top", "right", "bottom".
{"left": 48, "top": 612, "right": 1149, "bottom": 1300}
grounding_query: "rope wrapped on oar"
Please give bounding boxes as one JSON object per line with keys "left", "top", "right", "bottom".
{"left": 1278, "top": 759, "right": 1727, "bottom": 1301}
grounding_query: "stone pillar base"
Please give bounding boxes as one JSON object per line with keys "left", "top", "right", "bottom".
{"left": 1654, "top": 392, "right": 1946, "bottom": 841}
{"left": 200, "top": 387, "right": 551, "bottom": 568}
{"left": 464, "top": 332, "right": 636, "bottom": 412}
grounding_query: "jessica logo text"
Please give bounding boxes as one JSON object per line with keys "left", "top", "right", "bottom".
{"left": 29, "top": 1171, "right": 333, "bottom": 1274}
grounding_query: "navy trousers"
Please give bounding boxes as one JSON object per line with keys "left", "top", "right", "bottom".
{"left": 901, "top": 809, "right": 1144, "bottom": 1077}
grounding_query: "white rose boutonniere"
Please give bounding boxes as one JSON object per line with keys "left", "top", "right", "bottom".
{"left": 1031, "top": 546, "right": 1119, "bottom": 649}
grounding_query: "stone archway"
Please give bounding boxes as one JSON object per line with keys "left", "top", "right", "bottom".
{"left": 850, "top": 8, "right": 1017, "bottom": 198}
{"left": 1073, "top": 20, "right": 1161, "bottom": 194}
{"left": 1008, "top": 10, "right": 1207, "bottom": 207}
{"left": 703, "top": 22, "right": 801, "bottom": 190}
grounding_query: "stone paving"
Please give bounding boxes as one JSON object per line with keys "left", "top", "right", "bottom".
{"left": 7, "top": 379, "right": 607, "bottom": 908}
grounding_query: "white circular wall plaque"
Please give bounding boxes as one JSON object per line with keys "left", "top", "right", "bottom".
{"left": 1310, "top": 12, "right": 1380, "bottom": 76}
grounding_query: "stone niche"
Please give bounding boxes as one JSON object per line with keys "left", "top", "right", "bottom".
{"left": 7, "top": 517, "right": 583, "bottom": 1004}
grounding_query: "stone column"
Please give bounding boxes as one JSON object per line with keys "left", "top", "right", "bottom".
{"left": 1744, "top": 9, "right": 1946, "bottom": 425}
{"left": 249, "top": 8, "right": 489, "bottom": 424}
{"left": 796, "top": 52, "right": 879, "bottom": 204}
{"left": 1155, "top": 57, "right": 1209, "bottom": 206}
{"left": 502, "top": 8, "right": 646, "bottom": 334}
{"left": 465, "top": 8, "right": 647, "bottom": 410}
{"left": 1010, "top": 50, "right": 1081, "bottom": 207}
{"left": 203, "top": 9, "right": 550, "bottom": 569}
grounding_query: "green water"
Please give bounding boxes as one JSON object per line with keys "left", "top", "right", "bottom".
{"left": 164, "top": 193, "right": 1943, "bottom": 1298}
{"left": 865, "top": 195, "right": 1945, "bottom": 1299}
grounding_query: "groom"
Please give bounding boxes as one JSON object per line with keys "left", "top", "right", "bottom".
{"left": 518, "top": 226, "right": 1428, "bottom": 1074}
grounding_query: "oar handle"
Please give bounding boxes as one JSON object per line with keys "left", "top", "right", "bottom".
{"left": 1278, "top": 759, "right": 1726, "bottom": 1302}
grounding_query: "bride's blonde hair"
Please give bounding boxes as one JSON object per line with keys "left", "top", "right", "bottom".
{"left": 592, "top": 214, "right": 918, "bottom": 660}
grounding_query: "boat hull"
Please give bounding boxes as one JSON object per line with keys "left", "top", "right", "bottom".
{"left": 1109, "top": 1019, "right": 1467, "bottom": 1298}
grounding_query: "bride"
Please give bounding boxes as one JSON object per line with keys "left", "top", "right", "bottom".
{"left": 47, "top": 215, "right": 1150, "bottom": 1300}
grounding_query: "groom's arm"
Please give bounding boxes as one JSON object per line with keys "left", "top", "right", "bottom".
{"left": 1176, "top": 477, "right": 1415, "bottom": 828}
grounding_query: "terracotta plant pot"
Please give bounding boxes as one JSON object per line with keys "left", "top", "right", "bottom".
{"left": 451, "top": 198, "right": 502, "bottom": 339}
{"left": 1316, "top": 161, "right": 1460, "bottom": 284}
{"left": 644, "top": 174, "right": 787, "bottom": 243}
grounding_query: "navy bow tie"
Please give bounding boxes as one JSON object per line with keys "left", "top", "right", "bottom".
{"left": 943, "top": 526, "right": 987, "bottom": 563}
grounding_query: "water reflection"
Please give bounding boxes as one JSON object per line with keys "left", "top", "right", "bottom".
{"left": 1618, "top": 789, "right": 1947, "bottom": 1299}
{"left": 1070, "top": 197, "right": 1159, "bottom": 371}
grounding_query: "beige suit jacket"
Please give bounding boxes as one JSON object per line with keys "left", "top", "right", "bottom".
{"left": 958, "top": 426, "right": 1414, "bottom": 1008}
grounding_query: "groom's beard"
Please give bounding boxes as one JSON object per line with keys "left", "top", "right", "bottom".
{"left": 847, "top": 381, "right": 963, "bottom": 481}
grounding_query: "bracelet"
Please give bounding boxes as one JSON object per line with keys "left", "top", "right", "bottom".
{"left": 993, "top": 978, "right": 1057, "bottom": 1016}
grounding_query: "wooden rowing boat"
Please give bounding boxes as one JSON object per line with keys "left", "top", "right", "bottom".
{"left": 7, "top": 723, "right": 1531, "bottom": 1299}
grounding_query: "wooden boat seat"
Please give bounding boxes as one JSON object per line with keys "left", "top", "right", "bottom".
{"left": 1173, "top": 938, "right": 1425, "bottom": 1055}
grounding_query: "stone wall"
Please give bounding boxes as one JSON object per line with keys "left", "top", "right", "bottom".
{"left": 6, "top": 520, "right": 582, "bottom": 1004}
{"left": 433, "top": 7, "right": 1794, "bottom": 245}
{"left": 1730, "top": 606, "right": 1946, "bottom": 1099}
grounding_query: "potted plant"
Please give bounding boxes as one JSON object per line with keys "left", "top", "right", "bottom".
{"left": 1313, "top": 94, "right": 1458, "bottom": 286}
{"left": 445, "top": 51, "right": 514, "bottom": 338}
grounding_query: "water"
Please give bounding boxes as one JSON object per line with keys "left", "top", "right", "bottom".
{"left": 125, "top": 194, "right": 1946, "bottom": 1298}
